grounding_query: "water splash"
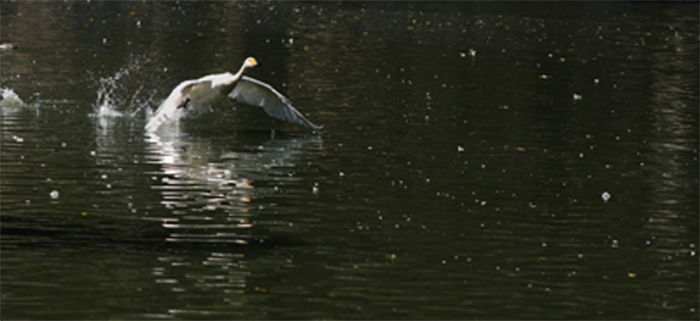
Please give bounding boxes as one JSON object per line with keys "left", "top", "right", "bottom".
{"left": 0, "top": 88, "right": 24, "bottom": 107}
{"left": 90, "top": 54, "right": 161, "bottom": 120}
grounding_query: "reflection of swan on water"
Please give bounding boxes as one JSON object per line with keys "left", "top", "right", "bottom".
{"left": 145, "top": 57, "right": 322, "bottom": 134}
{"left": 145, "top": 130, "right": 254, "bottom": 244}
{"left": 144, "top": 126, "right": 322, "bottom": 245}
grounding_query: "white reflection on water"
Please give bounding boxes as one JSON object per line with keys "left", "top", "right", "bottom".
{"left": 143, "top": 125, "right": 255, "bottom": 245}
{"left": 141, "top": 122, "right": 323, "bottom": 245}
{"left": 139, "top": 125, "right": 324, "bottom": 317}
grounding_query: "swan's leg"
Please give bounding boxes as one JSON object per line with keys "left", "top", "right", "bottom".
{"left": 178, "top": 98, "right": 191, "bottom": 111}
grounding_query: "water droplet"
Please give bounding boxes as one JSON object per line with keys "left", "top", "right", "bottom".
{"left": 611, "top": 239, "right": 619, "bottom": 248}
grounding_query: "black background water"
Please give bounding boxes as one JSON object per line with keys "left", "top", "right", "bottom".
{"left": 1, "top": 2, "right": 698, "bottom": 319}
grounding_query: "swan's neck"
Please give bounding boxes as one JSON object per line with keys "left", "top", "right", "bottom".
{"left": 232, "top": 64, "right": 250, "bottom": 82}
{"left": 214, "top": 64, "right": 250, "bottom": 92}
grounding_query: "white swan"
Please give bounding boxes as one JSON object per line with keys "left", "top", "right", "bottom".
{"left": 145, "top": 57, "right": 321, "bottom": 134}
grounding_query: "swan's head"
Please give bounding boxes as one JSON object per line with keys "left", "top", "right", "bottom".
{"left": 243, "top": 57, "right": 258, "bottom": 69}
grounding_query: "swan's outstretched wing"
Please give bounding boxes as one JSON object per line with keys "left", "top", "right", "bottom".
{"left": 229, "top": 76, "right": 322, "bottom": 133}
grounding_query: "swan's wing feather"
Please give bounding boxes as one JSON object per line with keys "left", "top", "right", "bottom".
{"left": 145, "top": 79, "right": 204, "bottom": 132}
{"left": 229, "top": 76, "right": 322, "bottom": 133}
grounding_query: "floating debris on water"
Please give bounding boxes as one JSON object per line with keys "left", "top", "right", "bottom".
{"left": 601, "top": 191, "right": 611, "bottom": 202}
{"left": 50, "top": 190, "right": 60, "bottom": 199}
{"left": 0, "top": 43, "right": 17, "bottom": 50}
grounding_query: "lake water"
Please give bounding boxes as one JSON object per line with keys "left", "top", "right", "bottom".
{"left": 1, "top": 2, "right": 698, "bottom": 319}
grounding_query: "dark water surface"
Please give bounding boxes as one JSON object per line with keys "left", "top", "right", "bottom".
{"left": 1, "top": 2, "right": 698, "bottom": 319}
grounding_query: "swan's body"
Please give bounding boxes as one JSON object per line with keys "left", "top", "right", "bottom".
{"left": 145, "top": 57, "right": 321, "bottom": 133}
